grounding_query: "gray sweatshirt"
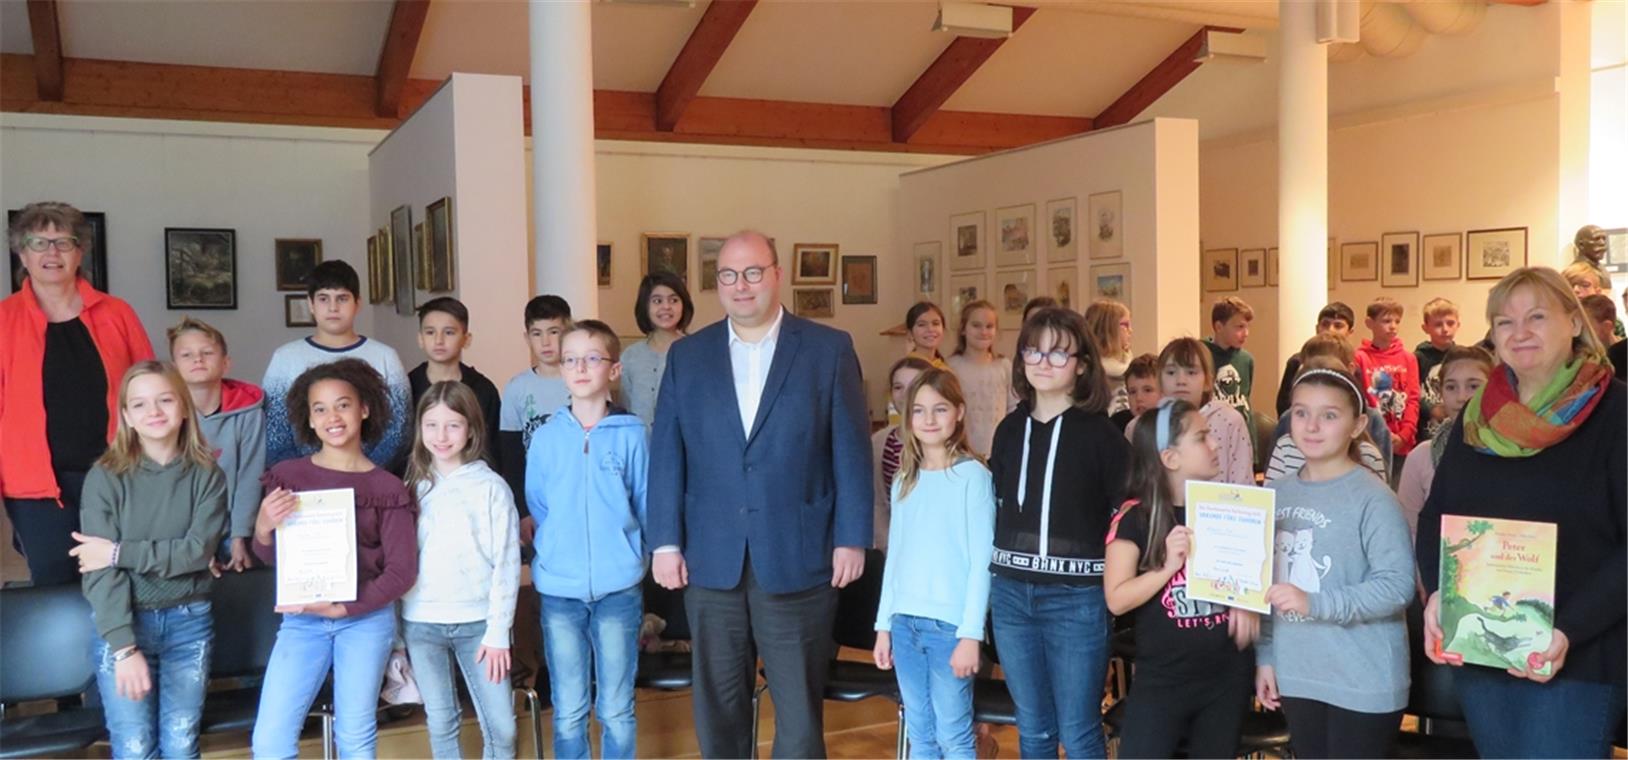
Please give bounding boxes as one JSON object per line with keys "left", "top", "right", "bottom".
{"left": 197, "top": 378, "right": 267, "bottom": 539}
{"left": 1259, "top": 465, "right": 1415, "bottom": 713}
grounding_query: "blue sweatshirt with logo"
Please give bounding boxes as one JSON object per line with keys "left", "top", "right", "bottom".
{"left": 525, "top": 403, "right": 649, "bottom": 601}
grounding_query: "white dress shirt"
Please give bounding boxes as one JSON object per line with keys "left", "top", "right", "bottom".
{"left": 727, "top": 307, "right": 785, "bottom": 437}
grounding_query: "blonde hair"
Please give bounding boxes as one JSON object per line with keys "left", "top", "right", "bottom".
{"left": 895, "top": 369, "right": 981, "bottom": 502}
{"left": 1421, "top": 297, "right": 1459, "bottom": 322}
{"left": 97, "top": 361, "right": 216, "bottom": 475}
{"left": 1083, "top": 300, "right": 1131, "bottom": 362}
{"left": 404, "top": 381, "right": 489, "bottom": 497}
{"left": 953, "top": 299, "right": 1001, "bottom": 358}
{"left": 1486, "top": 267, "right": 1608, "bottom": 363}
{"left": 166, "top": 316, "right": 229, "bottom": 355}
{"left": 1561, "top": 261, "right": 1608, "bottom": 291}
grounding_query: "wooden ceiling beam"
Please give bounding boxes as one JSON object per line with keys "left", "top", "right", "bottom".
{"left": 1093, "top": 25, "right": 1242, "bottom": 129}
{"left": 374, "top": 0, "right": 432, "bottom": 118}
{"left": 25, "top": 0, "right": 64, "bottom": 101}
{"left": 654, "top": 0, "right": 758, "bottom": 132}
{"left": 891, "top": 5, "right": 1038, "bottom": 144}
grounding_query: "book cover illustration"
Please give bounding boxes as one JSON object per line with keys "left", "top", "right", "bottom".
{"left": 1438, "top": 515, "right": 1557, "bottom": 676}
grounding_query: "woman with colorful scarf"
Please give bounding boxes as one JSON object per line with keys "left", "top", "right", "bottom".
{"left": 1416, "top": 267, "right": 1625, "bottom": 759}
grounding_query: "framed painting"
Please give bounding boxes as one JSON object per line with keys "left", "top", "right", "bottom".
{"left": 949, "top": 211, "right": 985, "bottom": 271}
{"left": 1048, "top": 266, "right": 1077, "bottom": 311}
{"left": 1381, "top": 231, "right": 1419, "bottom": 287}
{"left": 1240, "top": 248, "right": 1266, "bottom": 288}
{"left": 1266, "top": 247, "right": 1279, "bottom": 287}
{"left": 8, "top": 209, "right": 108, "bottom": 294}
{"left": 597, "top": 242, "right": 612, "bottom": 288}
{"left": 948, "top": 272, "right": 985, "bottom": 321}
{"left": 390, "top": 205, "right": 414, "bottom": 315}
{"left": 793, "top": 288, "right": 834, "bottom": 319}
{"left": 1088, "top": 191, "right": 1124, "bottom": 260}
{"left": 1045, "top": 198, "right": 1077, "bottom": 263}
{"left": 698, "top": 236, "right": 726, "bottom": 292}
{"left": 1090, "top": 262, "right": 1132, "bottom": 312}
{"left": 995, "top": 204, "right": 1035, "bottom": 268}
{"left": 792, "top": 243, "right": 837, "bottom": 285}
{"left": 642, "top": 233, "right": 689, "bottom": 286}
{"left": 1340, "top": 241, "right": 1379, "bottom": 282}
{"left": 840, "top": 255, "right": 877, "bottom": 305}
{"left": 994, "top": 268, "right": 1034, "bottom": 317}
{"left": 1203, "top": 248, "right": 1237, "bottom": 293}
{"left": 284, "top": 293, "right": 315, "bottom": 327}
{"left": 425, "top": 197, "right": 455, "bottom": 292}
{"left": 165, "top": 227, "right": 237, "bottom": 310}
{"left": 274, "top": 239, "right": 322, "bottom": 292}
{"left": 1605, "top": 228, "right": 1628, "bottom": 274}
{"left": 1421, "top": 233, "right": 1461, "bottom": 281}
{"left": 913, "top": 241, "right": 941, "bottom": 302}
{"left": 1466, "top": 227, "right": 1527, "bottom": 281}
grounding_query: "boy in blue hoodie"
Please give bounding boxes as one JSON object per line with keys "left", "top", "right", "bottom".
{"left": 525, "top": 319, "right": 648, "bottom": 760}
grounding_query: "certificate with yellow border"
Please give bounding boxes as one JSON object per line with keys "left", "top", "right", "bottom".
{"left": 1185, "top": 481, "right": 1275, "bottom": 613}
{"left": 274, "top": 488, "right": 357, "bottom": 606}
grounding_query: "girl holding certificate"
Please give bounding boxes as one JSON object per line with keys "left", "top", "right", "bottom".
{"left": 1105, "top": 397, "right": 1257, "bottom": 759}
{"left": 250, "top": 359, "right": 419, "bottom": 759}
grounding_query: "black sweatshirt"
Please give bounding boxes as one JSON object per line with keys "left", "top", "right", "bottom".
{"left": 988, "top": 404, "right": 1130, "bottom": 585}
{"left": 1417, "top": 379, "right": 1626, "bottom": 686}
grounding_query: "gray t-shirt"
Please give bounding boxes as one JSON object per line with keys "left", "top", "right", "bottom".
{"left": 1259, "top": 465, "right": 1415, "bottom": 713}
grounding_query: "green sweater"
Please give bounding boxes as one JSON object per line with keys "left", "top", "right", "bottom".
{"left": 80, "top": 455, "right": 227, "bottom": 651}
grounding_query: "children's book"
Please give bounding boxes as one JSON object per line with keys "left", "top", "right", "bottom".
{"left": 1438, "top": 515, "right": 1557, "bottom": 676}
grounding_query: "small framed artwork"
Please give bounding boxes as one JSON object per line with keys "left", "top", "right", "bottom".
{"left": 414, "top": 222, "right": 430, "bottom": 292}
{"left": 596, "top": 242, "right": 612, "bottom": 288}
{"left": 1240, "top": 248, "right": 1266, "bottom": 288}
{"left": 1340, "top": 241, "right": 1379, "bottom": 282}
{"left": 374, "top": 227, "right": 394, "bottom": 305}
{"left": 1088, "top": 191, "right": 1124, "bottom": 260}
{"left": 1266, "top": 247, "right": 1279, "bottom": 287}
{"left": 1045, "top": 198, "right": 1077, "bottom": 262}
{"left": 1421, "top": 233, "right": 1461, "bottom": 281}
{"left": 793, "top": 288, "right": 834, "bottom": 319}
{"left": 8, "top": 210, "right": 108, "bottom": 294}
{"left": 698, "top": 237, "right": 726, "bottom": 292}
{"left": 390, "top": 205, "right": 414, "bottom": 316}
{"left": 995, "top": 204, "right": 1035, "bottom": 268}
{"left": 1381, "top": 231, "right": 1419, "bottom": 287}
{"left": 913, "top": 241, "right": 941, "bottom": 302}
{"left": 642, "top": 233, "right": 689, "bottom": 285}
{"left": 949, "top": 211, "right": 985, "bottom": 271}
{"left": 948, "top": 272, "right": 985, "bottom": 319}
{"left": 1466, "top": 227, "right": 1528, "bottom": 281}
{"left": 1203, "top": 248, "right": 1237, "bottom": 292}
{"left": 792, "top": 243, "right": 837, "bottom": 285}
{"left": 274, "top": 239, "right": 322, "bottom": 292}
{"left": 425, "top": 197, "right": 455, "bottom": 292}
{"left": 994, "top": 268, "right": 1034, "bottom": 317}
{"left": 1048, "top": 266, "right": 1077, "bottom": 310}
{"left": 364, "top": 234, "right": 378, "bottom": 301}
{"left": 1090, "top": 262, "right": 1132, "bottom": 312}
{"left": 165, "top": 227, "right": 237, "bottom": 310}
{"left": 1605, "top": 228, "right": 1628, "bottom": 273}
{"left": 841, "top": 255, "right": 878, "bottom": 305}
{"left": 284, "top": 294, "right": 315, "bottom": 328}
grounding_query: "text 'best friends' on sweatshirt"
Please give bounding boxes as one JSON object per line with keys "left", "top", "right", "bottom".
{"left": 988, "top": 403, "right": 1130, "bottom": 585}
{"left": 199, "top": 378, "right": 267, "bottom": 540}
{"left": 1354, "top": 339, "right": 1421, "bottom": 454}
{"left": 402, "top": 459, "right": 520, "bottom": 650}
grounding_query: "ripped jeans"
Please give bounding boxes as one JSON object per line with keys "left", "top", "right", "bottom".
{"left": 93, "top": 599, "right": 214, "bottom": 759}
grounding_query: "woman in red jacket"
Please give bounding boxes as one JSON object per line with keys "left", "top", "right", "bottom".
{"left": 2, "top": 202, "right": 153, "bottom": 585}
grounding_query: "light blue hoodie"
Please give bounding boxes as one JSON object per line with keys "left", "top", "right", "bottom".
{"left": 525, "top": 403, "right": 649, "bottom": 601}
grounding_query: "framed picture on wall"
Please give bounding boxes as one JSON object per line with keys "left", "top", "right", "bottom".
{"left": 1240, "top": 248, "right": 1266, "bottom": 288}
{"left": 995, "top": 204, "right": 1035, "bottom": 268}
{"left": 1088, "top": 191, "right": 1124, "bottom": 260}
{"left": 374, "top": 227, "right": 394, "bottom": 305}
{"left": 914, "top": 241, "right": 941, "bottom": 302}
{"left": 1380, "top": 231, "right": 1419, "bottom": 287}
{"left": 1266, "top": 247, "right": 1279, "bottom": 287}
{"left": 1090, "top": 262, "right": 1132, "bottom": 313}
{"left": 792, "top": 243, "right": 837, "bottom": 284}
{"left": 413, "top": 222, "right": 429, "bottom": 292}
{"left": 1340, "top": 241, "right": 1379, "bottom": 282}
{"left": 948, "top": 272, "right": 985, "bottom": 320}
{"left": 793, "top": 288, "right": 834, "bottom": 319}
{"left": 284, "top": 294, "right": 316, "bottom": 328}
{"left": 1605, "top": 228, "right": 1628, "bottom": 273}
{"left": 1047, "top": 266, "right": 1077, "bottom": 310}
{"left": 597, "top": 242, "right": 612, "bottom": 288}
{"left": 165, "top": 227, "right": 237, "bottom": 310}
{"left": 641, "top": 233, "right": 689, "bottom": 286}
{"left": 841, "top": 255, "right": 878, "bottom": 305}
{"left": 273, "top": 239, "right": 321, "bottom": 292}
{"left": 8, "top": 209, "right": 108, "bottom": 294}
{"left": 425, "top": 197, "right": 455, "bottom": 292}
{"left": 698, "top": 237, "right": 726, "bottom": 291}
{"left": 949, "top": 211, "right": 985, "bottom": 271}
{"left": 1045, "top": 198, "right": 1077, "bottom": 263}
{"left": 1203, "top": 248, "right": 1237, "bottom": 292}
{"left": 994, "top": 269, "right": 1034, "bottom": 316}
{"left": 1422, "top": 233, "right": 1461, "bottom": 280}
{"left": 1466, "top": 227, "right": 1527, "bottom": 280}
{"left": 390, "top": 205, "right": 414, "bottom": 316}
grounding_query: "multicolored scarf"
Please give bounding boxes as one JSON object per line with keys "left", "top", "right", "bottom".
{"left": 1462, "top": 355, "right": 1612, "bottom": 458}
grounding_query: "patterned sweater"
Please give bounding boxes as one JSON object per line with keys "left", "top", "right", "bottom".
{"left": 261, "top": 337, "right": 411, "bottom": 471}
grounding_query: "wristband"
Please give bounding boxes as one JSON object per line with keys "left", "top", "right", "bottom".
{"left": 113, "top": 646, "right": 139, "bottom": 663}
{"left": 109, "top": 542, "right": 121, "bottom": 567}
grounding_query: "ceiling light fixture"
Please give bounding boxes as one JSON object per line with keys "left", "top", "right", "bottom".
{"left": 932, "top": 2, "right": 1013, "bottom": 39}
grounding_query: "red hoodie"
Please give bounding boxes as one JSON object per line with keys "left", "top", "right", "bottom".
{"left": 1353, "top": 338, "right": 1421, "bottom": 455}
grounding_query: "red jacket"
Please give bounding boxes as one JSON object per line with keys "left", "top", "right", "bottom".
{"left": 1, "top": 278, "right": 154, "bottom": 500}
{"left": 1353, "top": 338, "right": 1421, "bottom": 455}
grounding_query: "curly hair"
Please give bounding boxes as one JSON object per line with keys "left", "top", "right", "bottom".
{"left": 285, "top": 358, "right": 392, "bottom": 449}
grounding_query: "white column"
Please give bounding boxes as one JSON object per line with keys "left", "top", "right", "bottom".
{"left": 1277, "top": 0, "right": 1329, "bottom": 366}
{"left": 529, "top": 0, "right": 599, "bottom": 315}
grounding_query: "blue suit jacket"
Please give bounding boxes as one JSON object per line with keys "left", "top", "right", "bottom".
{"left": 648, "top": 312, "right": 874, "bottom": 594}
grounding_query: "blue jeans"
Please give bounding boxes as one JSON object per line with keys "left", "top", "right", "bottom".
{"left": 990, "top": 576, "right": 1109, "bottom": 759}
{"left": 540, "top": 585, "right": 641, "bottom": 759}
{"left": 251, "top": 605, "right": 396, "bottom": 759}
{"left": 93, "top": 600, "right": 214, "bottom": 759}
{"left": 1453, "top": 665, "right": 1627, "bottom": 758}
{"left": 889, "top": 614, "right": 975, "bottom": 759}
{"left": 403, "top": 620, "right": 517, "bottom": 759}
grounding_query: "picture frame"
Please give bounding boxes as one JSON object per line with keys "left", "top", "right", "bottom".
{"left": 641, "top": 233, "right": 689, "bottom": 286}
{"left": 1605, "top": 228, "right": 1628, "bottom": 274}
{"left": 414, "top": 222, "right": 430, "bottom": 292}
{"left": 948, "top": 272, "right": 985, "bottom": 320}
{"left": 1203, "top": 248, "right": 1237, "bottom": 293}
{"left": 994, "top": 268, "right": 1034, "bottom": 317}
{"left": 274, "top": 238, "right": 322, "bottom": 292}
{"left": 1381, "top": 231, "right": 1420, "bottom": 287}
{"left": 698, "top": 237, "right": 726, "bottom": 292}
{"left": 1421, "top": 233, "right": 1461, "bottom": 281}
{"left": 792, "top": 243, "right": 838, "bottom": 284}
{"left": 913, "top": 241, "right": 941, "bottom": 302}
{"left": 1047, "top": 266, "right": 1077, "bottom": 311}
{"left": 840, "top": 255, "right": 878, "bottom": 305}
{"left": 1090, "top": 262, "right": 1132, "bottom": 312}
{"left": 284, "top": 293, "right": 315, "bottom": 328}
{"left": 792, "top": 288, "right": 834, "bottom": 319}
{"left": 1240, "top": 248, "right": 1266, "bottom": 288}
{"left": 1088, "top": 191, "right": 1124, "bottom": 260}
{"left": 164, "top": 227, "right": 237, "bottom": 310}
{"left": 1340, "top": 241, "right": 1379, "bottom": 282}
{"left": 1466, "top": 227, "right": 1527, "bottom": 281}
{"left": 425, "top": 196, "right": 455, "bottom": 292}
{"left": 364, "top": 234, "right": 378, "bottom": 301}
{"left": 1045, "top": 198, "right": 1077, "bottom": 263}
{"left": 9, "top": 209, "right": 108, "bottom": 294}
{"left": 949, "top": 211, "right": 985, "bottom": 271}
{"left": 597, "top": 242, "right": 612, "bottom": 288}
{"left": 372, "top": 227, "right": 394, "bottom": 305}
{"left": 994, "top": 204, "right": 1036, "bottom": 268}
{"left": 1266, "top": 247, "right": 1279, "bottom": 287}
{"left": 390, "top": 205, "right": 414, "bottom": 316}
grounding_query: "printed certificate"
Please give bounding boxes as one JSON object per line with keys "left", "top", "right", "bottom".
{"left": 1185, "top": 481, "right": 1276, "bottom": 613}
{"left": 275, "top": 488, "right": 358, "bottom": 606}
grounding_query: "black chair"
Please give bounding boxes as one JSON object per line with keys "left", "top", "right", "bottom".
{"left": 635, "top": 574, "right": 693, "bottom": 692}
{"left": 200, "top": 568, "right": 290, "bottom": 736}
{"left": 1392, "top": 599, "right": 1477, "bottom": 759}
{"left": 0, "top": 583, "right": 105, "bottom": 759}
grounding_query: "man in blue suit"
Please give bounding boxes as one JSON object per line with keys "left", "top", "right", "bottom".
{"left": 649, "top": 230, "right": 873, "bottom": 758}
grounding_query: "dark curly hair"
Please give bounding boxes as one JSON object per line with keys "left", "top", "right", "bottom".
{"left": 285, "top": 358, "right": 392, "bottom": 448}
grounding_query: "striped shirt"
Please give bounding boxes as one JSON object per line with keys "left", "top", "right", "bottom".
{"left": 1263, "top": 433, "right": 1387, "bottom": 485}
